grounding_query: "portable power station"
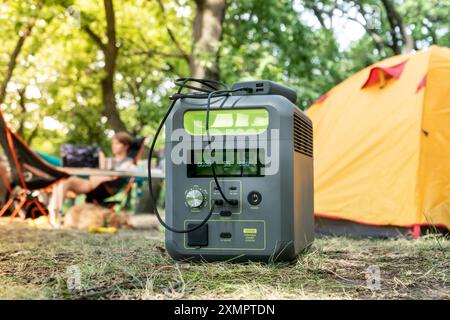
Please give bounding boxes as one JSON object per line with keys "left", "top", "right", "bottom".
{"left": 148, "top": 79, "right": 314, "bottom": 263}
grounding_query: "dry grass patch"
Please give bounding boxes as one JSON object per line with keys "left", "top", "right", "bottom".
{"left": 0, "top": 219, "right": 448, "bottom": 299}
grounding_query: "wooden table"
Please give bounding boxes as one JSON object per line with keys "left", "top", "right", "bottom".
{"left": 62, "top": 167, "right": 165, "bottom": 178}
{"left": 48, "top": 167, "right": 165, "bottom": 227}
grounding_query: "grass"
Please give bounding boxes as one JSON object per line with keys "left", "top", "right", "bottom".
{"left": 0, "top": 218, "right": 448, "bottom": 300}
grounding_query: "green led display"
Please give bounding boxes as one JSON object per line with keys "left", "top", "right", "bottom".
{"left": 183, "top": 108, "right": 269, "bottom": 135}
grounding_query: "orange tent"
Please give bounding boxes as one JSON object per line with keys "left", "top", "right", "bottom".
{"left": 307, "top": 45, "right": 450, "bottom": 237}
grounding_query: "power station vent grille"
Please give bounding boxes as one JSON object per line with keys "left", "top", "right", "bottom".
{"left": 293, "top": 112, "right": 313, "bottom": 157}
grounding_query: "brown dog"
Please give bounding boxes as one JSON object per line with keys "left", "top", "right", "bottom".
{"left": 63, "top": 204, "right": 133, "bottom": 230}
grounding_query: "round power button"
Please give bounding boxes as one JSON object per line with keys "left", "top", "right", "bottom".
{"left": 247, "top": 191, "right": 262, "bottom": 206}
{"left": 185, "top": 188, "right": 205, "bottom": 208}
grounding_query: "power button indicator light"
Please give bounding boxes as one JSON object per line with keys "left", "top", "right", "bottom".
{"left": 247, "top": 191, "right": 262, "bottom": 206}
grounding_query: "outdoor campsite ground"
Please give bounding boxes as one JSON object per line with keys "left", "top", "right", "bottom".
{"left": 0, "top": 218, "right": 448, "bottom": 300}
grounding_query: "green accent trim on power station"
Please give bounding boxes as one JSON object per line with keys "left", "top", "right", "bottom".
{"left": 183, "top": 108, "right": 269, "bottom": 136}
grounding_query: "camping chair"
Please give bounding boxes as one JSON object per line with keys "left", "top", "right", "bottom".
{"left": 0, "top": 111, "right": 69, "bottom": 220}
{"left": 84, "top": 137, "right": 146, "bottom": 210}
{"left": 0, "top": 161, "right": 13, "bottom": 215}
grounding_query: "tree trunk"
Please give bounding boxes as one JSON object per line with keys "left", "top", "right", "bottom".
{"left": 381, "top": 0, "right": 414, "bottom": 53}
{"left": 82, "top": 0, "right": 128, "bottom": 133}
{"left": 102, "top": 0, "right": 128, "bottom": 133}
{"left": 190, "top": 0, "right": 227, "bottom": 80}
{"left": 17, "top": 88, "right": 27, "bottom": 137}
{"left": 0, "top": 18, "right": 36, "bottom": 105}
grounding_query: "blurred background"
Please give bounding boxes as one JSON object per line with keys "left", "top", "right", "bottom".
{"left": 0, "top": 0, "right": 448, "bottom": 155}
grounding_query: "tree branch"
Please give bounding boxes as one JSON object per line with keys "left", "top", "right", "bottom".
{"left": 82, "top": 25, "right": 106, "bottom": 52}
{"left": 381, "top": 0, "right": 414, "bottom": 53}
{"left": 344, "top": 14, "right": 386, "bottom": 54}
{"left": 0, "top": 17, "right": 37, "bottom": 105}
{"left": 66, "top": 4, "right": 107, "bottom": 52}
{"left": 351, "top": 1, "right": 387, "bottom": 55}
{"left": 17, "top": 87, "right": 27, "bottom": 136}
{"left": 26, "top": 126, "right": 39, "bottom": 145}
{"left": 311, "top": 3, "right": 328, "bottom": 30}
{"left": 156, "top": 0, "right": 191, "bottom": 64}
{"left": 125, "top": 49, "right": 186, "bottom": 59}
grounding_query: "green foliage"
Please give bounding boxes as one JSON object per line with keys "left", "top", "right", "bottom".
{"left": 222, "top": 0, "right": 344, "bottom": 108}
{"left": 0, "top": 0, "right": 448, "bottom": 154}
{"left": 402, "top": 0, "right": 450, "bottom": 48}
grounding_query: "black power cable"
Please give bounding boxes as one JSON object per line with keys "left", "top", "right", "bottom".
{"left": 147, "top": 78, "right": 251, "bottom": 233}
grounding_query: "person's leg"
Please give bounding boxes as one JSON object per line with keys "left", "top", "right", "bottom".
{"left": 51, "top": 176, "right": 94, "bottom": 222}
{"left": 63, "top": 176, "right": 94, "bottom": 196}
{"left": 88, "top": 176, "right": 112, "bottom": 190}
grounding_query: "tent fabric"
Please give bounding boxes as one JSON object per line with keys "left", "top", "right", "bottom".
{"left": 306, "top": 45, "right": 450, "bottom": 232}
{"left": 416, "top": 75, "right": 427, "bottom": 93}
{"left": 361, "top": 59, "right": 408, "bottom": 88}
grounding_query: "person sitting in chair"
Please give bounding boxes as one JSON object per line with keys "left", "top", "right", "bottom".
{"left": 61, "top": 132, "right": 135, "bottom": 201}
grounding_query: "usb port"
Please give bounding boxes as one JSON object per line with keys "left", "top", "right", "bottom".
{"left": 256, "top": 83, "right": 264, "bottom": 88}
{"left": 220, "top": 232, "right": 232, "bottom": 239}
{"left": 229, "top": 186, "right": 237, "bottom": 191}
{"left": 256, "top": 88, "right": 264, "bottom": 92}
{"left": 220, "top": 211, "right": 232, "bottom": 217}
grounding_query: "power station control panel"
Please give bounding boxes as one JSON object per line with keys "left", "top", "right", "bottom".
{"left": 183, "top": 179, "right": 265, "bottom": 251}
